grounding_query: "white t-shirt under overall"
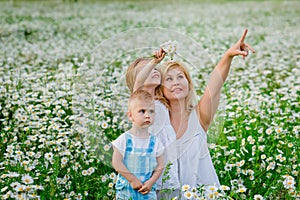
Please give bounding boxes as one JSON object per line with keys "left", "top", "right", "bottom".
{"left": 112, "top": 131, "right": 164, "bottom": 158}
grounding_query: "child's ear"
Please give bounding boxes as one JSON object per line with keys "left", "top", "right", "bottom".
{"left": 127, "top": 111, "right": 133, "bottom": 122}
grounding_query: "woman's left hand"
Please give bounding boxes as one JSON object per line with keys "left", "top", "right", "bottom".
{"left": 226, "top": 28, "right": 255, "bottom": 59}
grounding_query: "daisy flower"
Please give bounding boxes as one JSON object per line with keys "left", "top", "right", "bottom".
{"left": 22, "top": 174, "right": 34, "bottom": 185}
{"left": 254, "top": 194, "right": 264, "bottom": 200}
{"left": 160, "top": 40, "right": 178, "bottom": 60}
{"left": 183, "top": 191, "right": 193, "bottom": 199}
{"left": 182, "top": 184, "right": 190, "bottom": 192}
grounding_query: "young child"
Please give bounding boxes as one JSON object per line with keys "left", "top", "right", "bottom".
{"left": 125, "top": 50, "right": 181, "bottom": 199}
{"left": 112, "top": 90, "right": 164, "bottom": 200}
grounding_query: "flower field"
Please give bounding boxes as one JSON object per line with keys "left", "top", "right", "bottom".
{"left": 0, "top": 0, "right": 299, "bottom": 199}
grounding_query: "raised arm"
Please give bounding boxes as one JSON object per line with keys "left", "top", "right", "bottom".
{"left": 112, "top": 146, "right": 143, "bottom": 190}
{"left": 133, "top": 48, "right": 166, "bottom": 92}
{"left": 197, "top": 29, "right": 255, "bottom": 131}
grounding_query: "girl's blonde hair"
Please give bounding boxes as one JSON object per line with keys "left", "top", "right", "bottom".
{"left": 157, "top": 61, "right": 197, "bottom": 113}
{"left": 125, "top": 58, "right": 152, "bottom": 93}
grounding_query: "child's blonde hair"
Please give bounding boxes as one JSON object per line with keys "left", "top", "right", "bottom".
{"left": 128, "top": 90, "right": 154, "bottom": 111}
{"left": 126, "top": 58, "right": 152, "bottom": 93}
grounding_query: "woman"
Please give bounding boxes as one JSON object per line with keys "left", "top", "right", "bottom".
{"left": 157, "top": 29, "right": 255, "bottom": 189}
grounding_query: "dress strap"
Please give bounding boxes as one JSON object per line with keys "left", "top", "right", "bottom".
{"left": 125, "top": 133, "right": 133, "bottom": 152}
{"left": 147, "top": 135, "right": 155, "bottom": 153}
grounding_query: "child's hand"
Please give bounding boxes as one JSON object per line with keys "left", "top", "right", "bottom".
{"left": 152, "top": 48, "right": 166, "bottom": 64}
{"left": 129, "top": 178, "right": 143, "bottom": 190}
{"left": 226, "top": 29, "right": 255, "bottom": 59}
{"left": 138, "top": 180, "right": 153, "bottom": 195}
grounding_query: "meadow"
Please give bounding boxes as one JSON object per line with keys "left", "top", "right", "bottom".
{"left": 0, "top": 0, "right": 299, "bottom": 199}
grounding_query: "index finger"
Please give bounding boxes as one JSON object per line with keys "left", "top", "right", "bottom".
{"left": 239, "top": 28, "right": 248, "bottom": 42}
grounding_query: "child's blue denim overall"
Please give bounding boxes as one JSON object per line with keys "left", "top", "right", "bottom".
{"left": 115, "top": 133, "right": 157, "bottom": 200}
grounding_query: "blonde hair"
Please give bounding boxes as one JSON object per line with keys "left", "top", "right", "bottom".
{"left": 157, "top": 61, "right": 197, "bottom": 113}
{"left": 125, "top": 58, "right": 152, "bottom": 93}
{"left": 128, "top": 90, "right": 154, "bottom": 111}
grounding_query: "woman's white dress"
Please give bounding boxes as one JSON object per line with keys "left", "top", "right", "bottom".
{"left": 176, "top": 109, "right": 220, "bottom": 187}
{"left": 151, "top": 101, "right": 220, "bottom": 191}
